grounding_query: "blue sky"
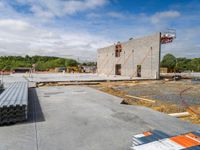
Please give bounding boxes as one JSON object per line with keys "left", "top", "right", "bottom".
{"left": 0, "top": 0, "right": 199, "bottom": 61}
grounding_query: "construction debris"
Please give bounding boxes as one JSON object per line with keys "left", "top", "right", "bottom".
{"left": 168, "top": 112, "right": 190, "bottom": 118}
{"left": 126, "top": 95, "right": 156, "bottom": 103}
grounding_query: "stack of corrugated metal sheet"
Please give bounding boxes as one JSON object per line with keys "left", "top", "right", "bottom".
{"left": 0, "top": 82, "right": 28, "bottom": 125}
{"left": 131, "top": 130, "right": 200, "bottom": 150}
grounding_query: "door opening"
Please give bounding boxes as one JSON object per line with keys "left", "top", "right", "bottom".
{"left": 137, "top": 65, "right": 141, "bottom": 77}
{"left": 115, "top": 64, "right": 121, "bottom": 75}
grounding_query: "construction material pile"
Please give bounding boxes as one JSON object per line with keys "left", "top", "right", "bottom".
{"left": 0, "top": 82, "right": 28, "bottom": 125}
{"left": 131, "top": 130, "right": 200, "bottom": 149}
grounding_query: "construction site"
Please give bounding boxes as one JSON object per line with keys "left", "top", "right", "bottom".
{"left": 0, "top": 32, "right": 200, "bottom": 150}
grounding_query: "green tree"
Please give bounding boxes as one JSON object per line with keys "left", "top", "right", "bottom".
{"left": 161, "top": 54, "right": 176, "bottom": 70}
{"left": 175, "top": 58, "right": 191, "bottom": 72}
{"left": 0, "top": 55, "right": 79, "bottom": 71}
{"left": 82, "top": 62, "right": 97, "bottom": 66}
{"left": 188, "top": 58, "right": 200, "bottom": 72}
{"left": 65, "top": 59, "right": 78, "bottom": 67}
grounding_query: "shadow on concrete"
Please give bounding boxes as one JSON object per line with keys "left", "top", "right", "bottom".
{"left": 0, "top": 89, "right": 4, "bottom": 95}
{"left": 26, "top": 88, "right": 45, "bottom": 123}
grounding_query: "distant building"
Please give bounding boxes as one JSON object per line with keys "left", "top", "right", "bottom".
{"left": 160, "top": 67, "right": 168, "bottom": 73}
{"left": 55, "top": 67, "right": 66, "bottom": 72}
{"left": 97, "top": 33, "right": 161, "bottom": 79}
{"left": 82, "top": 66, "right": 96, "bottom": 73}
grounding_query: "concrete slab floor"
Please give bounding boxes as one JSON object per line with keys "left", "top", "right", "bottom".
{"left": 0, "top": 86, "right": 199, "bottom": 150}
{"left": 8, "top": 73, "right": 149, "bottom": 83}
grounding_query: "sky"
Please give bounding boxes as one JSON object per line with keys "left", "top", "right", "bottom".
{"left": 0, "top": 0, "right": 199, "bottom": 61}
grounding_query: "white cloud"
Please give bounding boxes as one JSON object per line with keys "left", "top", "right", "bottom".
{"left": 64, "top": 0, "right": 107, "bottom": 15}
{"left": 0, "top": 19, "right": 31, "bottom": 31}
{"left": 151, "top": 10, "right": 180, "bottom": 24}
{"left": 0, "top": 19, "right": 111, "bottom": 61}
{"left": 15, "top": 0, "right": 108, "bottom": 18}
{"left": 31, "top": 5, "right": 54, "bottom": 18}
{"left": 0, "top": 0, "right": 198, "bottom": 60}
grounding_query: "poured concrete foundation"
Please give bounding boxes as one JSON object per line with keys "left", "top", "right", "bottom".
{"left": 0, "top": 86, "right": 199, "bottom": 150}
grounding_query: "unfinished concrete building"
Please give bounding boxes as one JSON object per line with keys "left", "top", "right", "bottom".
{"left": 97, "top": 33, "right": 161, "bottom": 79}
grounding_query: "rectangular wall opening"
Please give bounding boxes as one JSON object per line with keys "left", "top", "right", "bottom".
{"left": 115, "top": 43, "right": 122, "bottom": 57}
{"left": 137, "top": 65, "right": 141, "bottom": 77}
{"left": 115, "top": 64, "right": 121, "bottom": 75}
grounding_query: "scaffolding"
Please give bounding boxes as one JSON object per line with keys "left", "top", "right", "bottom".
{"left": 161, "top": 29, "right": 176, "bottom": 44}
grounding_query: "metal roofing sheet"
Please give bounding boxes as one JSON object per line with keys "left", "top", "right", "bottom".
{"left": 131, "top": 130, "right": 200, "bottom": 150}
{"left": 0, "top": 82, "right": 28, "bottom": 125}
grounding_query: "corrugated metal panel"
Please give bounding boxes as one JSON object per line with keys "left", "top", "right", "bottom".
{"left": 184, "top": 146, "right": 200, "bottom": 150}
{"left": 132, "top": 130, "right": 169, "bottom": 147}
{"left": 192, "top": 131, "right": 200, "bottom": 137}
{"left": 131, "top": 130, "right": 200, "bottom": 150}
{"left": 132, "top": 139, "right": 184, "bottom": 150}
{"left": 0, "top": 82, "right": 28, "bottom": 125}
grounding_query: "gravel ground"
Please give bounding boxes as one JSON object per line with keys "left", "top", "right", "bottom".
{"left": 116, "top": 80, "right": 200, "bottom": 106}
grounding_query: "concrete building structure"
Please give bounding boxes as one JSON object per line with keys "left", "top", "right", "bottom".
{"left": 97, "top": 33, "right": 161, "bottom": 79}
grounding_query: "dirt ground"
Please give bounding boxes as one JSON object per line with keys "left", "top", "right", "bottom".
{"left": 90, "top": 79, "right": 200, "bottom": 125}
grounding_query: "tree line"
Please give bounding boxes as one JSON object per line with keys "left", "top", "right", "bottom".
{"left": 0, "top": 54, "right": 199, "bottom": 72}
{"left": 161, "top": 53, "right": 200, "bottom": 72}
{"left": 0, "top": 55, "right": 79, "bottom": 71}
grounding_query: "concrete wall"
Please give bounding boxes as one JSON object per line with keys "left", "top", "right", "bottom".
{"left": 97, "top": 32, "right": 161, "bottom": 79}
